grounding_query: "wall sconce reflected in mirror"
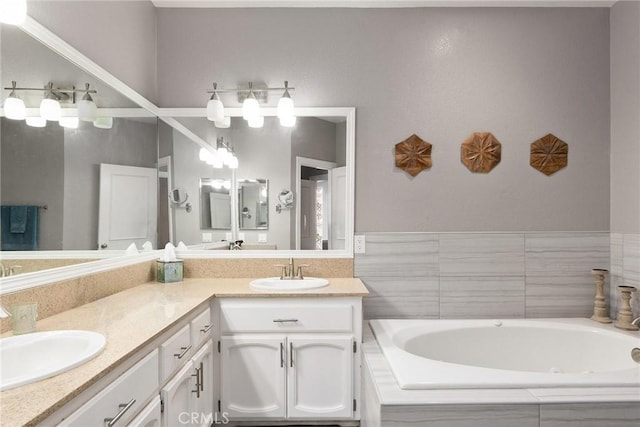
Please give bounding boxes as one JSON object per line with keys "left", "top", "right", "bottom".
{"left": 275, "top": 189, "right": 294, "bottom": 214}
{"left": 169, "top": 187, "right": 192, "bottom": 213}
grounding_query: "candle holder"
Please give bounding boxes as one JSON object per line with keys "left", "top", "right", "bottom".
{"left": 614, "top": 286, "right": 639, "bottom": 331}
{"left": 590, "top": 269, "right": 611, "bottom": 323}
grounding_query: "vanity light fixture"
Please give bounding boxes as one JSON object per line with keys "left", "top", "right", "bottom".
{"left": 205, "top": 81, "right": 296, "bottom": 128}
{"left": 0, "top": 0, "right": 27, "bottom": 25}
{"left": 3, "top": 81, "right": 26, "bottom": 120}
{"left": 2, "top": 81, "right": 106, "bottom": 128}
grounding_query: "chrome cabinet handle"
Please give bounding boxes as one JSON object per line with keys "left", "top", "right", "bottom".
{"left": 273, "top": 319, "right": 299, "bottom": 323}
{"left": 200, "top": 324, "right": 213, "bottom": 333}
{"left": 192, "top": 366, "right": 201, "bottom": 398}
{"left": 174, "top": 344, "right": 192, "bottom": 359}
{"left": 104, "top": 398, "right": 136, "bottom": 426}
{"left": 290, "top": 342, "right": 294, "bottom": 368}
{"left": 199, "top": 361, "right": 204, "bottom": 392}
{"left": 280, "top": 342, "right": 284, "bottom": 368}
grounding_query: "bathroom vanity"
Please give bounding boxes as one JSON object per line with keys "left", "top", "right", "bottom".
{"left": 0, "top": 278, "right": 367, "bottom": 426}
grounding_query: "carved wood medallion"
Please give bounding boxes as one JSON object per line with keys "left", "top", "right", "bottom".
{"left": 530, "top": 133, "right": 568, "bottom": 176}
{"left": 461, "top": 132, "right": 501, "bottom": 173}
{"left": 395, "top": 134, "right": 432, "bottom": 177}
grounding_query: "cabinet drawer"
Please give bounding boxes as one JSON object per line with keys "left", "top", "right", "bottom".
{"left": 60, "top": 350, "right": 159, "bottom": 427}
{"left": 220, "top": 300, "right": 353, "bottom": 333}
{"left": 190, "top": 306, "right": 213, "bottom": 349}
{"left": 160, "top": 324, "right": 191, "bottom": 382}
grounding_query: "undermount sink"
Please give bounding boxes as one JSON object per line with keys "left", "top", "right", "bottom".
{"left": 250, "top": 277, "right": 329, "bottom": 291}
{"left": 0, "top": 330, "right": 106, "bottom": 391}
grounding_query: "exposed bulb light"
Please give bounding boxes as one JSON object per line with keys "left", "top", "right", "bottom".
{"left": 0, "top": 0, "right": 27, "bottom": 25}
{"left": 214, "top": 116, "right": 231, "bottom": 129}
{"left": 206, "top": 83, "right": 224, "bottom": 122}
{"left": 40, "top": 83, "right": 61, "bottom": 121}
{"left": 228, "top": 156, "right": 239, "bottom": 169}
{"left": 277, "top": 80, "right": 295, "bottom": 120}
{"left": 248, "top": 115, "right": 264, "bottom": 128}
{"left": 78, "top": 83, "right": 97, "bottom": 122}
{"left": 199, "top": 147, "right": 211, "bottom": 162}
{"left": 93, "top": 117, "right": 113, "bottom": 129}
{"left": 25, "top": 116, "right": 46, "bottom": 128}
{"left": 3, "top": 81, "right": 26, "bottom": 120}
{"left": 242, "top": 82, "right": 261, "bottom": 121}
{"left": 280, "top": 115, "right": 297, "bottom": 128}
{"left": 59, "top": 116, "right": 79, "bottom": 129}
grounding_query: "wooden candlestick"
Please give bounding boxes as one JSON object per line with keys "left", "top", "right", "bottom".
{"left": 590, "top": 268, "right": 611, "bottom": 323}
{"left": 614, "top": 286, "right": 639, "bottom": 331}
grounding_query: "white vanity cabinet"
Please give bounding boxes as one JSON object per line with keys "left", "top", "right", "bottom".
{"left": 128, "top": 396, "right": 161, "bottom": 427}
{"left": 217, "top": 297, "right": 362, "bottom": 422}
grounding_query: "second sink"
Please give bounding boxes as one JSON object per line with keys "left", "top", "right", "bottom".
{"left": 250, "top": 277, "right": 329, "bottom": 291}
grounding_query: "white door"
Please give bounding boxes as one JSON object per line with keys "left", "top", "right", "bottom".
{"left": 287, "top": 335, "right": 353, "bottom": 419}
{"left": 127, "top": 395, "right": 161, "bottom": 427}
{"left": 221, "top": 335, "right": 286, "bottom": 419}
{"left": 209, "top": 193, "right": 231, "bottom": 229}
{"left": 191, "top": 341, "right": 215, "bottom": 427}
{"left": 329, "top": 166, "right": 347, "bottom": 250}
{"left": 160, "top": 362, "right": 195, "bottom": 427}
{"left": 299, "top": 180, "right": 317, "bottom": 250}
{"left": 98, "top": 164, "right": 157, "bottom": 250}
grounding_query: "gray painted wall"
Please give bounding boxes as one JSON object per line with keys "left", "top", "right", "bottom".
{"left": 63, "top": 118, "right": 158, "bottom": 250}
{"left": 610, "top": 0, "right": 640, "bottom": 234}
{"left": 156, "top": 7, "right": 611, "bottom": 232}
{"left": 28, "top": 0, "right": 158, "bottom": 103}
{"left": 1, "top": 119, "right": 64, "bottom": 249}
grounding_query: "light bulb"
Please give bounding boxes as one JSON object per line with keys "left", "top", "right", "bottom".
{"left": 228, "top": 156, "right": 239, "bottom": 169}
{"left": 248, "top": 115, "right": 264, "bottom": 128}
{"left": 93, "top": 117, "right": 113, "bottom": 129}
{"left": 0, "top": 0, "right": 27, "bottom": 25}
{"left": 59, "top": 116, "right": 79, "bottom": 129}
{"left": 280, "top": 115, "right": 297, "bottom": 127}
{"left": 3, "top": 96, "right": 26, "bottom": 120}
{"left": 40, "top": 98, "right": 61, "bottom": 121}
{"left": 26, "top": 116, "right": 46, "bottom": 128}
{"left": 214, "top": 116, "right": 231, "bottom": 129}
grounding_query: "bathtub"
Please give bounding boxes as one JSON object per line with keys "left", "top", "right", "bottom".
{"left": 369, "top": 318, "right": 640, "bottom": 389}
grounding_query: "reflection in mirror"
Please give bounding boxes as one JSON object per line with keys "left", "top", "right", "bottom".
{"left": 167, "top": 114, "right": 350, "bottom": 251}
{"left": 0, "top": 21, "right": 158, "bottom": 275}
{"left": 238, "top": 179, "right": 268, "bottom": 230}
{"left": 200, "top": 178, "right": 231, "bottom": 230}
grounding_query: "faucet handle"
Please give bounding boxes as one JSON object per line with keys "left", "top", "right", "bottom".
{"left": 295, "top": 264, "right": 310, "bottom": 279}
{"left": 273, "top": 264, "right": 288, "bottom": 280}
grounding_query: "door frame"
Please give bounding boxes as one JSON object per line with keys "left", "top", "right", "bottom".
{"left": 295, "top": 157, "right": 338, "bottom": 250}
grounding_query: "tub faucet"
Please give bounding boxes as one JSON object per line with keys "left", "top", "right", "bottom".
{"left": 632, "top": 317, "right": 640, "bottom": 327}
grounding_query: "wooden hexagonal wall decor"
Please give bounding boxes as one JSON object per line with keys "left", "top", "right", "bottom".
{"left": 461, "top": 132, "right": 501, "bottom": 173}
{"left": 395, "top": 134, "right": 432, "bottom": 177}
{"left": 530, "top": 133, "right": 568, "bottom": 176}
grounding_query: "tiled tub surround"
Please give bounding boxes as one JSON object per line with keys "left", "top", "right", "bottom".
{"left": 0, "top": 277, "right": 368, "bottom": 426}
{"left": 355, "top": 232, "right": 618, "bottom": 320}
{"left": 362, "top": 327, "right": 640, "bottom": 427}
{"left": 610, "top": 233, "right": 640, "bottom": 320}
{"left": 0, "top": 257, "right": 353, "bottom": 333}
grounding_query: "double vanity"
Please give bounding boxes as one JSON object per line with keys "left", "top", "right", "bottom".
{"left": 0, "top": 277, "right": 368, "bottom": 426}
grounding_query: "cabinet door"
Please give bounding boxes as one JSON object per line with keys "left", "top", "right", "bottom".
{"left": 127, "top": 396, "right": 161, "bottom": 427}
{"left": 221, "top": 335, "right": 286, "bottom": 419}
{"left": 191, "top": 341, "right": 215, "bottom": 427}
{"left": 287, "top": 335, "right": 353, "bottom": 419}
{"left": 160, "top": 362, "right": 196, "bottom": 427}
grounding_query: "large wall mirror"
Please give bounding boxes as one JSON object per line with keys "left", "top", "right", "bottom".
{"left": 159, "top": 109, "right": 355, "bottom": 255}
{"left": 0, "top": 23, "right": 158, "bottom": 286}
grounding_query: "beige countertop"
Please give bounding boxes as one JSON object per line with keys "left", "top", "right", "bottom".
{"left": 0, "top": 278, "right": 368, "bottom": 427}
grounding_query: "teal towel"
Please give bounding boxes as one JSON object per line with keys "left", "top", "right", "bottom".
{"left": 10, "top": 206, "right": 27, "bottom": 233}
{"left": 1, "top": 206, "right": 39, "bottom": 250}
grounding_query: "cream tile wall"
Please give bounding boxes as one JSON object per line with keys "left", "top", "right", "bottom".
{"left": 355, "top": 232, "right": 611, "bottom": 320}
{"left": 610, "top": 233, "right": 640, "bottom": 319}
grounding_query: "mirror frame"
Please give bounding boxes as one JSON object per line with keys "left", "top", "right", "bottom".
{"left": 159, "top": 107, "right": 356, "bottom": 259}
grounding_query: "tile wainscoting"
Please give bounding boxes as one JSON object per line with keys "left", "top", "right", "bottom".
{"left": 610, "top": 233, "right": 640, "bottom": 320}
{"left": 355, "top": 232, "right": 623, "bottom": 320}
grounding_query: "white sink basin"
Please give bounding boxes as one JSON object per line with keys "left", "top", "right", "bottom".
{"left": 250, "top": 277, "right": 329, "bottom": 291}
{"left": 0, "top": 330, "right": 106, "bottom": 391}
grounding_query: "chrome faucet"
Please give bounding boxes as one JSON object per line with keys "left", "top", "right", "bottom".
{"left": 632, "top": 317, "right": 640, "bottom": 327}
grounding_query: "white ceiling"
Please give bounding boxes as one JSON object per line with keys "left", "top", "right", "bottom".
{"left": 151, "top": 0, "right": 616, "bottom": 7}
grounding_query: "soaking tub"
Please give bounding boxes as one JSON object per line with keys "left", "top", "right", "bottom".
{"left": 369, "top": 318, "right": 640, "bottom": 389}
